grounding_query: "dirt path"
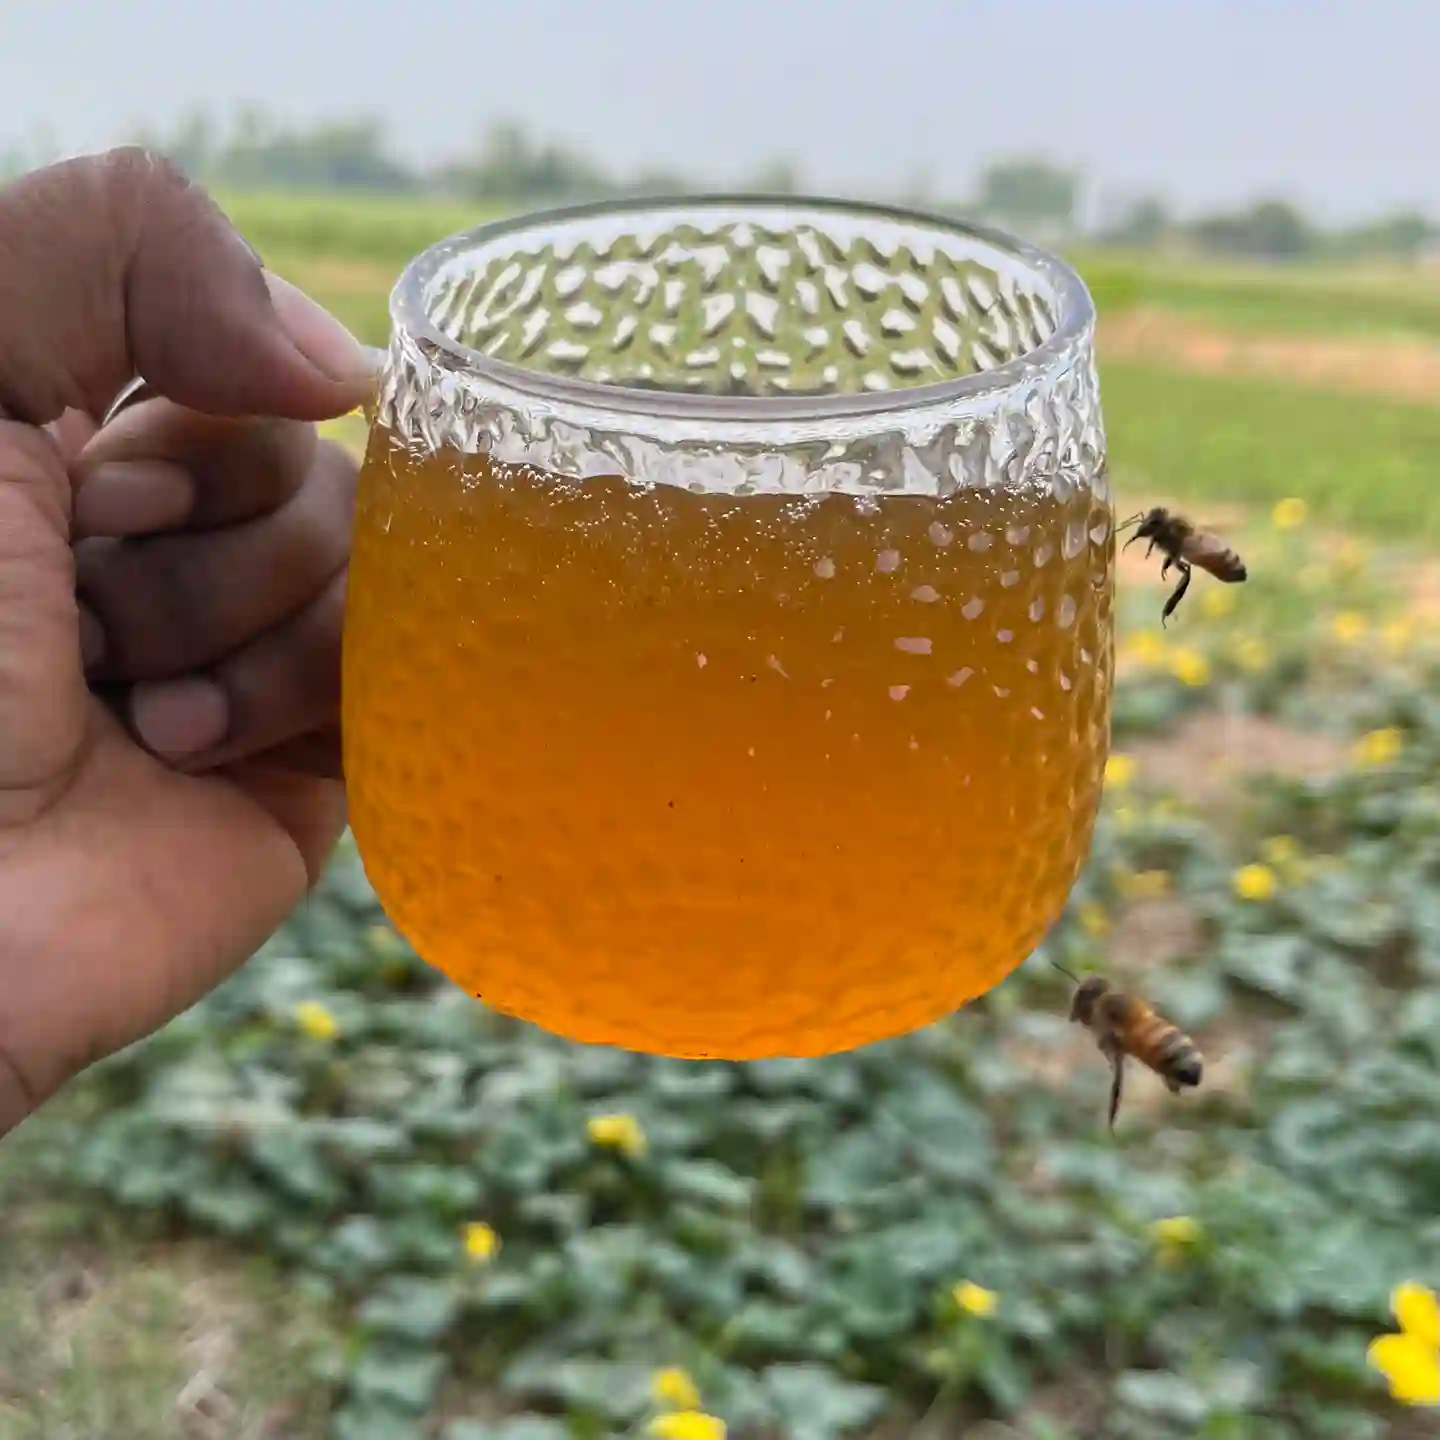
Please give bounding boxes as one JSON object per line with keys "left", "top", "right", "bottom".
{"left": 1100, "top": 305, "right": 1440, "bottom": 406}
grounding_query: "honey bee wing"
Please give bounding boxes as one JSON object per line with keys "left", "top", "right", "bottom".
{"left": 1180, "top": 530, "right": 1236, "bottom": 575}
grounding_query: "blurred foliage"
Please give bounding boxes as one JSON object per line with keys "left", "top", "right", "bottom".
{"left": 20, "top": 504, "right": 1437, "bottom": 1440}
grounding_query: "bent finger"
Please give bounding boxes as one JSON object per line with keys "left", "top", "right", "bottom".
{"left": 128, "top": 569, "right": 347, "bottom": 773}
{"left": 73, "top": 400, "right": 319, "bottom": 536}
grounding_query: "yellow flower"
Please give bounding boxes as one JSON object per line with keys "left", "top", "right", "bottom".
{"left": 293, "top": 1001, "right": 338, "bottom": 1042}
{"left": 1271, "top": 496, "right": 1308, "bottom": 530}
{"left": 652, "top": 1368, "right": 702, "bottom": 1412}
{"left": 1119, "top": 869, "right": 1171, "bottom": 901}
{"left": 1354, "top": 727, "right": 1404, "bottom": 769}
{"left": 366, "top": 924, "right": 406, "bottom": 957}
{"left": 952, "top": 1280, "right": 998, "bottom": 1317}
{"left": 463, "top": 1221, "right": 500, "bottom": 1263}
{"left": 1383, "top": 617, "right": 1416, "bottom": 656}
{"left": 588, "top": 1112, "right": 648, "bottom": 1158}
{"left": 1150, "top": 1215, "right": 1203, "bottom": 1269}
{"left": 1231, "top": 636, "right": 1270, "bottom": 673}
{"left": 1199, "top": 586, "right": 1237, "bottom": 619}
{"left": 1331, "top": 537, "right": 1367, "bottom": 577}
{"left": 1149, "top": 1215, "right": 1202, "bottom": 1248}
{"left": 1368, "top": 1282, "right": 1440, "bottom": 1406}
{"left": 1233, "top": 864, "right": 1278, "bottom": 902}
{"left": 648, "top": 1412, "right": 727, "bottom": 1440}
{"left": 1260, "top": 835, "right": 1300, "bottom": 869}
{"left": 1121, "top": 630, "right": 1167, "bottom": 668}
{"left": 1168, "top": 647, "right": 1210, "bottom": 687}
{"left": 1104, "top": 753, "right": 1136, "bottom": 790}
{"left": 1078, "top": 901, "right": 1110, "bottom": 937}
{"left": 1330, "top": 611, "right": 1369, "bottom": 646}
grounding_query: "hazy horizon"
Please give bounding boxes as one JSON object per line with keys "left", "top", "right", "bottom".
{"left": 3, "top": 0, "right": 1432, "bottom": 224}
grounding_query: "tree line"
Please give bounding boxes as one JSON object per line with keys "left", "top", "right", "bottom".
{"left": 2, "top": 111, "right": 1433, "bottom": 263}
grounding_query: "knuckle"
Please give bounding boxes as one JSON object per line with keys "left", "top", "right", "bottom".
{"left": 98, "top": 145, "right": 190, "bottom": 195}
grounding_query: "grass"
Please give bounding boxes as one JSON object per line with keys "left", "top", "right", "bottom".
{"left": 217, "top": 190, "right": 511, "bottom": 270}
{"left": 0, "top": 1104, "right": 336, "bottom": 1440}
{"left": 1102, "top": 359, "right": 1440, "bottom": 540}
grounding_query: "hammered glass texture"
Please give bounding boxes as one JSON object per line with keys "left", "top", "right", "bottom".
{"left": 429, "top": 211, "right": 1056, "bottom": 395}
{"left": 375, "top": 202, "right": 1105, "bottom": 500}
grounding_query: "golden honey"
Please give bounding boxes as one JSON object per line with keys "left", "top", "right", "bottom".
{"left": 343, "top": 434, "right": 1112, "bottom": 1058}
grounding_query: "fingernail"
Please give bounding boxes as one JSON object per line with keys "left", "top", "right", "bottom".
{"left": 78, "top": 605, "right": 105, "bottom": 669}
{"left": 264, "top": 272, "right": 377, "bottom": 384}
{"left": 75, "top": 460, "right": 194, "bottom": 536}
{"left": 131, "top": 677, "right": 229, "bottom": 758}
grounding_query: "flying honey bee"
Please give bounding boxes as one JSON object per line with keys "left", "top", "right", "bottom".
{"left": 1051, "top": 962, "right": 1204, "bottom": 1131}
{"left": 1118, "top": 507, "right": 1247, "bottom": 626}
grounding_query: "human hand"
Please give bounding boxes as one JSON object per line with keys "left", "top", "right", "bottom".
{"left": 0, "top": 149, "right": 377, "bottom": 1136}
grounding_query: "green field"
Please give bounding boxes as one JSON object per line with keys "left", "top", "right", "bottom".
{"left": 5, "top": 190, "right": 1440, "bottom": 1440}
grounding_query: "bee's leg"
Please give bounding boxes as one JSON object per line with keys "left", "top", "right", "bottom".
{"left": 1106, "top": 1052, "right": 1126, "bottom": 1133}
{"left": 1160, "top": 556, "right": 1172, "bottom": 580}
{"left": 1098, "top": 1036, "right": 1125, "bottom": 1133}
{"left": 1160, "top": 560, "right": 1192, "bottom": 628}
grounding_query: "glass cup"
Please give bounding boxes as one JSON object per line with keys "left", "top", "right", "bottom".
{"left": 343, "top": 196, "right": 1113, "bottom": 1059}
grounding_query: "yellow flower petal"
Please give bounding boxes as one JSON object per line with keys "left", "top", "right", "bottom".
{"left": 1330, "top": 611, "right": 1369, "bottom": 646}
{"left": 1272, "top": 497, "right": 1308, "bottom": 530}
{"left": 587, "top": 1112, "right": 648, "bottom": 1158}
{"left": 1199, "top": 587, "right": 1237, "bottom": 619}
{"left": 1395, "top": 1283, "right": 1440, "bottom": 1350}
{"left": 1231, "top": 635, "right": 1270, "bottom": 673}
{"left": 1121, "top": 630, "right": 1167, "bottom": 668}
{"left": 1383, "top": 617, "right": 1415, "bottom": 656}
{"left": 463, "top": 1221, "right": 500, "bottom": 1263}
{"left": 293, "top": 1001, "right": 339, "bottom": 1042}
{"left": 1104, "top": 754, "right": 1136, "bottom": 789}
{"left": 1149, "top": 1215, "right": 1202, "bottom": 1247}
{"left": 651, "top": 1367, "right": 702, "bottom": 1411}
{"left": 1233, "top": 864, "right": 1278, "bottom": 902}
{"left": 1368, "top": 1332, "right": 1440, "bottom": 1406}
{"left": 952, "top": 1280, "right": 998, "bottom": 1317}
{"left": 648, "top": 1412, "right": 727, "bottom": 1440}
{"left": 1168, "top": 646, "right": 1210, "bottom": 687}
{"left": 1353, "top": 727, "right": 1404, "bottom": 769}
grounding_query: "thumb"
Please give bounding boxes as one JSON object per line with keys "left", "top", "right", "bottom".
{"left": 0, "top": 148, "right": 376, "bottom": 428}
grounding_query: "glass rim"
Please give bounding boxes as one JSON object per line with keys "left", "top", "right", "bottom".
{"left": 388, "top": 192, "right": 1096, "bottom": 425}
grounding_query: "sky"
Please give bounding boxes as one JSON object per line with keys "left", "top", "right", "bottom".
{"left": 2, "top": 0, "right": 1430, "bottom": 224}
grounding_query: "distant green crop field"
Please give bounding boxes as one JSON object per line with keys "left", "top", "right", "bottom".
{"left": 217, "top": 188, "right": 515, "bottom": 270}
{"left": 218, "top": 190, "right": 1440, "bottom": 343}
{"left": 1103, "top": 360, "right": 1440, "bottom": 539}
{"left": 1074, "top": 248, "right": 1440, "bottom": 341}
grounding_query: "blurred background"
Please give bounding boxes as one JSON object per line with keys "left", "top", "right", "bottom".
{"left": 4, "top": 3, "right": 1440, "bottom": 1438}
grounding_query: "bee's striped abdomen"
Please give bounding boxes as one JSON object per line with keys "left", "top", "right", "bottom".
{"left": 1128, "top": 1007, "right": 1204, "bottom": 1090}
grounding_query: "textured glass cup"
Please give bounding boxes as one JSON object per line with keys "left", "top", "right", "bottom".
{"left": 343, "top": 196, "right": 1113, "bottom": 1059}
